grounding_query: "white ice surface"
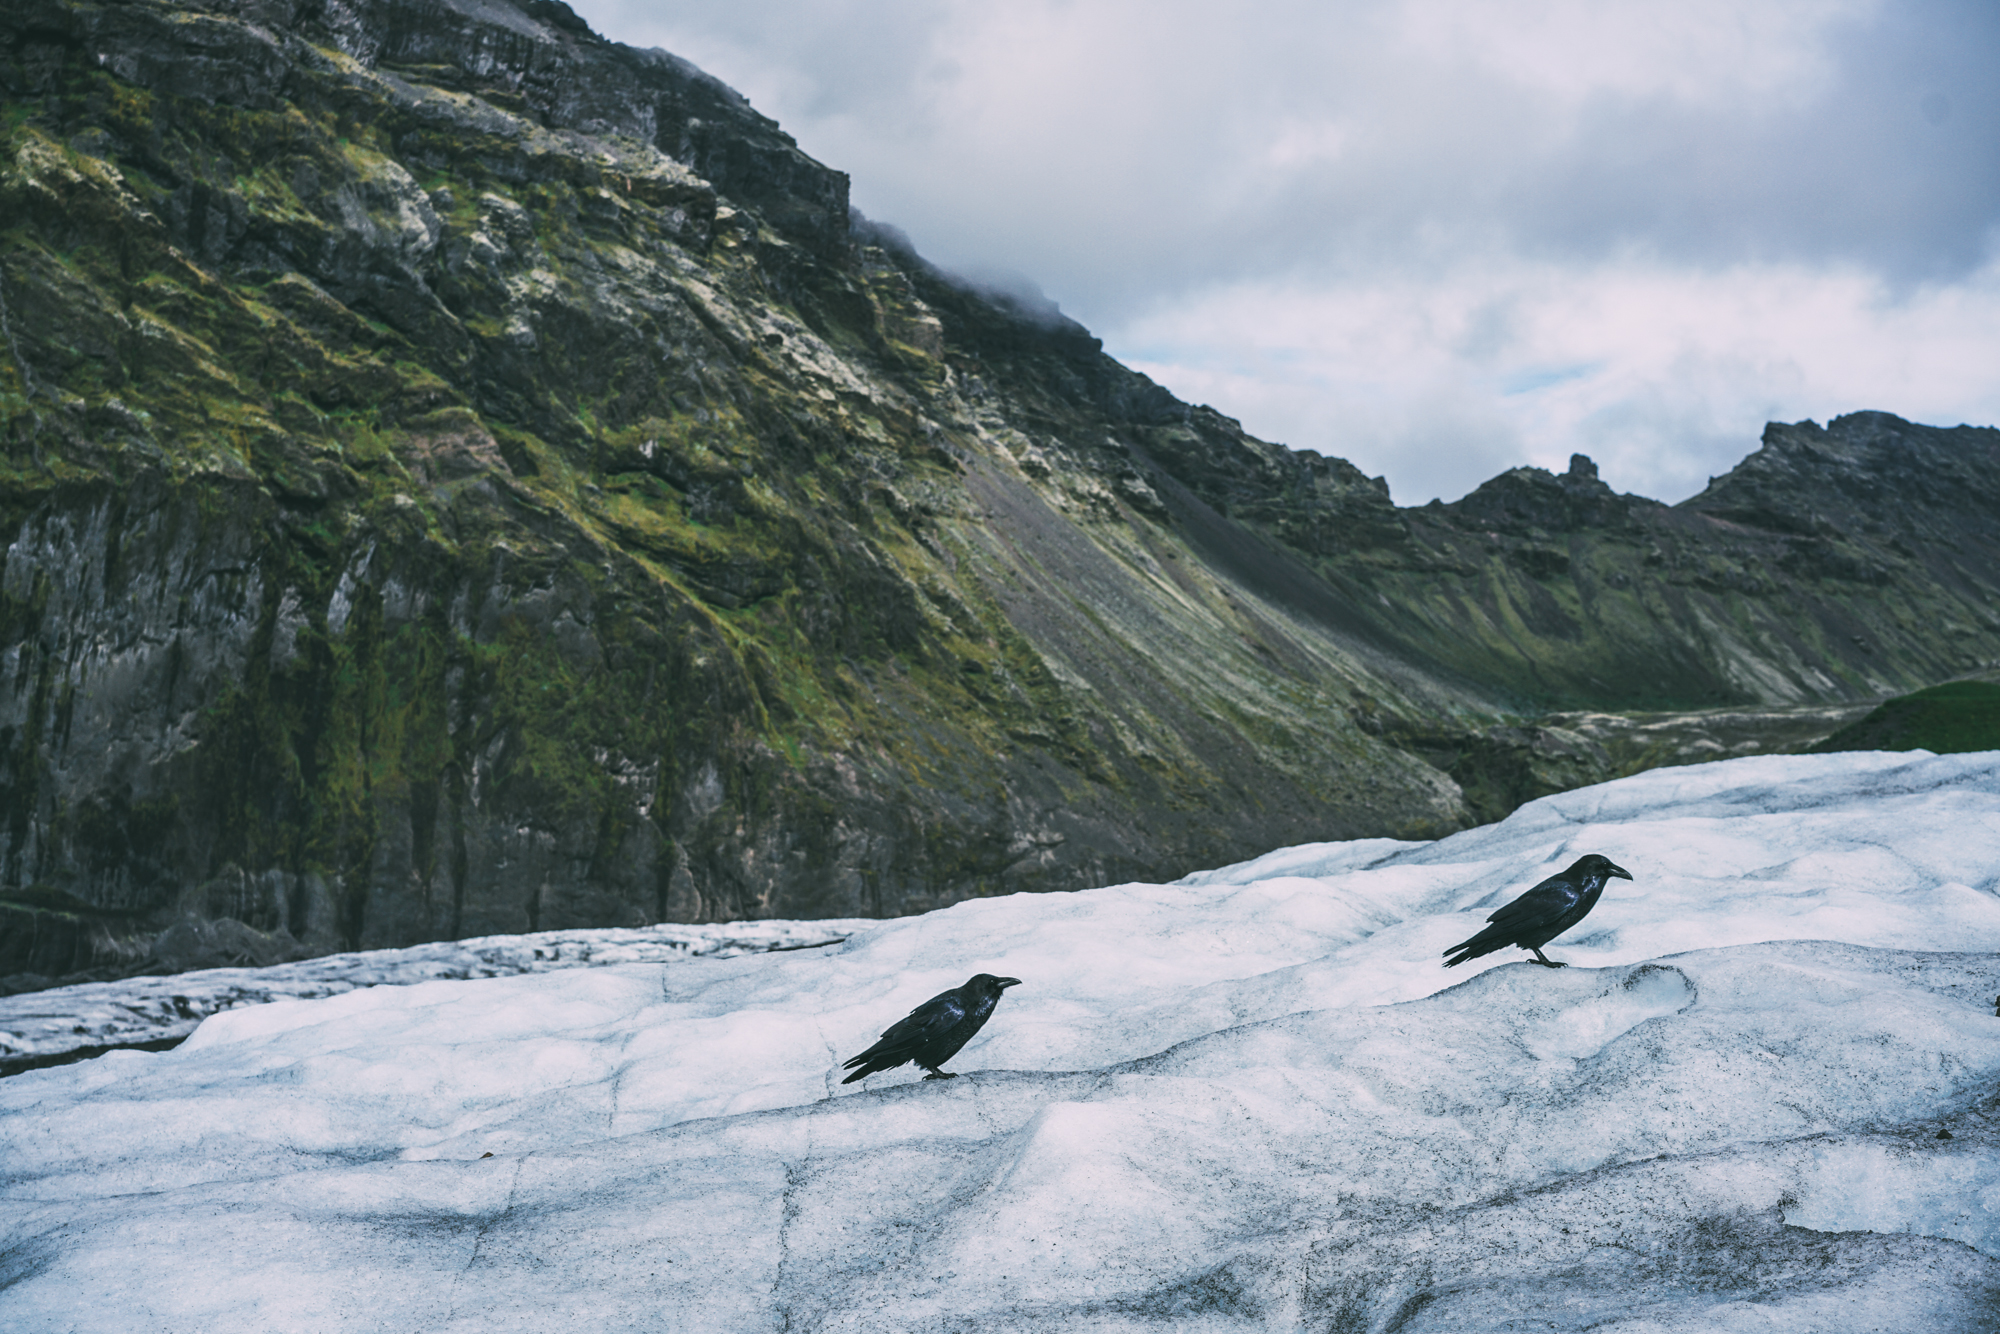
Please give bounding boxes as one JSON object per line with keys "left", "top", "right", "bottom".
{"left": 0, "top": 918, "right": 869, "bottom": 1066}
{"left": 5, "top": 751, "right": 2000, "bottom": 1331}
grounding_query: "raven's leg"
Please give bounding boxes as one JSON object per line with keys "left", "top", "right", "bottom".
{"left": 921, "top": 1067, "right": 958, "bottom": 1080}
{"left": 1528, "top": 948, "right": 1567, "bottom": 968}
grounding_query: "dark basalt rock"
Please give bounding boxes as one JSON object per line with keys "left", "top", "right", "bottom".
{"left": 1447, "top": 453, "right": 1633, "bottom": 537}
{"left": 1258, "top": 410, "right": 2000, "bottom": 711}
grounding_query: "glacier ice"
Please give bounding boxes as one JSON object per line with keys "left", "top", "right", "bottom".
{"left": 3, "top": 750, "right": 1999, "bottom": 1330}
{"left": 0, "top": 917, "right": 869, "bottom": 1072}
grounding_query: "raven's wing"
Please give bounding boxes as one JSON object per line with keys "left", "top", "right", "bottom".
{"left": 842, "top": 990, "right": 968, "bottom": 1070}
{"left": 873, "top": 992, "right": 968, "bottom": 1048}
{"left": 1483, "top": 875, "right": 1581, "bottom": 932}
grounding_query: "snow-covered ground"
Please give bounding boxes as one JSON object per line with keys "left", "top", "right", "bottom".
{"left": 0, "top": 919, "right": 869, "bottom": 1074}
{"left": 5, "top": 751, "right": 2000, "bottom": 1331}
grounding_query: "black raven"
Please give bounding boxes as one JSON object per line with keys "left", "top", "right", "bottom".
{"left": 1443, "top": 854, "right": 1633, "bottom": 969}
{"left": 840, "top": 973, "right": 1022, "bottom": 1084}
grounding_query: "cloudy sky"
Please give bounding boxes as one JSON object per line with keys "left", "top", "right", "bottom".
{"left": 569, "top": 0, "right": 1999, "bottom": 504}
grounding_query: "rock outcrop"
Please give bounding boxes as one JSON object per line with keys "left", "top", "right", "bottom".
{"left": 3, "top": 0, "right": 1997, "bottom": 989}
{"left": 1170, "top": 415, "right": 2000, "bottom": 711}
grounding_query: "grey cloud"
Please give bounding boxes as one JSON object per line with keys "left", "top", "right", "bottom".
{"left": 1508, "top": 3, "right": 2000, "bottom": 284}
{"left": 570, "top": 0, "right": 1999, "bottom": 315}
{"left": 1123, "top": 2, "right": 2000, "bottom": 301}
{"left": 575, "top": 0, "right": 956, "bottom": 124}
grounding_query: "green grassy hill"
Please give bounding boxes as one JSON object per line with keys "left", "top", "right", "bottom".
{"left": 1811, "top": 681, "right": 2000, "bottom": 754}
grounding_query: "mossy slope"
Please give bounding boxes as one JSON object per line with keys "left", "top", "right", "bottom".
{"left": 0, "top": 0, "right": 1470, "bottom": 985}
{"left": 1811, "top": 681, "right": 2000, "bottom": 755}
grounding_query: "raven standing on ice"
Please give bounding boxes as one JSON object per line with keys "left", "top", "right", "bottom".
{"left": 1443, "top": 854, "right": 1633, "bottom": 969}
{"left": 840, "top": 973, "right": 1022, "bottom": 1084}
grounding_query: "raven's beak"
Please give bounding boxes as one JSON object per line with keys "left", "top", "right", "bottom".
{"left": 996, "top": 977, "right": 1022, "bottom": 989}
{"left": 1608, "top": 863, "right": 1633, "bottom": 881}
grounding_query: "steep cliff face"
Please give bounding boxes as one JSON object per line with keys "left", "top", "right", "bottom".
{"left": 0, "top": 0, "right": 1480, "bottom": 986}
{"left": 2, "top": 0, "right": 1996, "bottom": 990}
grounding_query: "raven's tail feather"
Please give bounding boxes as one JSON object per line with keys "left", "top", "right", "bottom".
{"left": 841, "top": 1045, "right": 901, "bottom": 1083}
{"left": 1442, "top": 933, "right": 1493, "bottom": 968}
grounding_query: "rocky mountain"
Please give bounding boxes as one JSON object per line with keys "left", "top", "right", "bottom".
{"left": 3, "top": 0, "right": 1997, "bottom": 990}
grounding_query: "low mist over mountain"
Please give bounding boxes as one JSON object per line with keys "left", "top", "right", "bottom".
{"left": 3, "top": 0, "right": 1997, "bottom": 989}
